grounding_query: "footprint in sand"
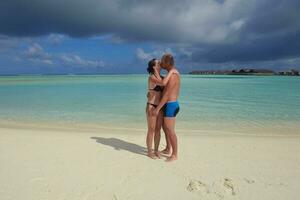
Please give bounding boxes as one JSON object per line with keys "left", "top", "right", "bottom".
{"left": 223, "top": 178, "right": 235, "bottom": 195}
{"left": 244, "top": 178, "right": 255, "bottom": 184}
{"left": 187, "top": 178, "right": 238, "bottom": 199}
{"left": 29, "top": 177, "right": 45, "bottom": 182}
{"left": 113, "top": 194, "right": 118, "bottom": 200}
{"left": 187, "top": 180, "right": 209, "bottom": 194}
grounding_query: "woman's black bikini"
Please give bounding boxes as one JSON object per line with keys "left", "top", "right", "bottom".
{"left": 149, "top": 85, "right": 163, "bottom": 92}
{"left": 147, "top": 102, "right": 158, "bottom": 108}
{"left": 147, "top": 74, "right": 164, "bottom": 108}
{"left": 147, "top": 86, "right": 163, "bottom": 108}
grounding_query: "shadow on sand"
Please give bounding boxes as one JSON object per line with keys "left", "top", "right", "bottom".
{"left": 90, "top": 137, "right": 147, "bottom": 156}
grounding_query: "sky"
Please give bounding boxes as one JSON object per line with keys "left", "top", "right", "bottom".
{"left": 1, "top": 0, "right": 300, "bottom": 74}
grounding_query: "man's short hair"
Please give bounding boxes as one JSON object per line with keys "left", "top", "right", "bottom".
{"left": 161, "top": 53, "right": 174, "bottom": 66}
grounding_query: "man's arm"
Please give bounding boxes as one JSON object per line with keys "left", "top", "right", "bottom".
{"left": 150, "top": 69, "right": 178, "bottom": 86}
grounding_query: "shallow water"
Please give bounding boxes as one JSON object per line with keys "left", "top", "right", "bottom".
{"left": 0, "top": 74, "right": 299, "bottom": 135}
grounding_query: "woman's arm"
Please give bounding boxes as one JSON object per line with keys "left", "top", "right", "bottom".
{"left": 150, "top": 69, "right": 178, "bottom": 86}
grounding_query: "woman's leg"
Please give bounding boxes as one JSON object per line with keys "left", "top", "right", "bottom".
{"left": 146, "top": 105, "right": 157, "bottom": 159}
{"left": 154, "top": 110, "right": 163, "bottom": 158}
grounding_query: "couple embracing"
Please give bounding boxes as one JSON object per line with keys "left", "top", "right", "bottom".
{"left": 145, "top": 53, "right": 180, "bottom": 162}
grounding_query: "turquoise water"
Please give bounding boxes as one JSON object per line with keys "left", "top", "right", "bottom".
{"left": 0, "top": 75, "right": 299, "bottom": 134}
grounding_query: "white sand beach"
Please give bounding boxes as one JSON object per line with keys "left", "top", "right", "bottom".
{"left": 1, "top": 127, "right": 300, "bottom": 200}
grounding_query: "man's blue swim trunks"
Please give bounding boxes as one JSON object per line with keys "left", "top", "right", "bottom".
{"left": 163, "top": 101, "right": 180, "bottom": 117}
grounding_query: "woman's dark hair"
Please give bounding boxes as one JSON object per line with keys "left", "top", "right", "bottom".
{"left": 147, "top": 58, "right": 157, "bottom": 74}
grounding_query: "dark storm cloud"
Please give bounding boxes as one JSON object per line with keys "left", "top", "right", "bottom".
{"left": 1, "top": 0, "right": 300, "bottom": 63}
{"left": 243, "top": 0, "right": 300, "bottom": 35}
{"left": 0, "top": 0, "right": 250, "bottom": 42}
{"left": 189, "top": 0, "right": 300, "bottom": 63}
{"left": 191, "top": 29, "right": 300, "bottom": 63}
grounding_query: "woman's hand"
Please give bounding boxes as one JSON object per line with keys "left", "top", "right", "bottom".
{"left": 151, "top": 108, "right": 160, "bottom": 116}
{"left": 169, "top": 68, "right": 179, "bottom": 75}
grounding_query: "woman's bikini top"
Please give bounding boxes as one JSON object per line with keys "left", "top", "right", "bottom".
{"left": 148, "top": 74, "right": 164, "bottom": 92}
{"left": 149, "top": 85, "right": 164, "bottom": 92}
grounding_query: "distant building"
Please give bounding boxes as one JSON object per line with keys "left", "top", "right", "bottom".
{"left": 189, "top": 68, "right": 300, "bottom": 76}
{"left": 189, "top": 68, "right": 274, "bottom": 75}
{"left": 189, "top": 70, "right": 232, "bottom": 75}
{"left": 277, "top": 69, "right": 299, "bottom": 76}
{"left": 228, "top": 68, "right": 274, "bottom": 75}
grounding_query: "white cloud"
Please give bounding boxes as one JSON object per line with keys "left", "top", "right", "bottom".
{"left": 230, "top": 19, "right": 245, "bottom": 31}
{"left": 136, "top": 47, "right": 175, "bottom": 61}
{"left": 59, "top": 54, "right": 105, "bottom": 68}
{"left": 25, "top": 43, "right": 53, "bottom": 65}
{"left": 136, "top": 48, "right": 152, "bottom": 61}
{"left": 47, "top": 34, "right": 65, "bottom": 45}
{"left": 22, "top": 42, "right": 106, "bottom": 68}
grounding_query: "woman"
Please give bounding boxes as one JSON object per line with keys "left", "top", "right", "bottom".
{"left": 146, "top": 58, "right": 178, "bottom": 159}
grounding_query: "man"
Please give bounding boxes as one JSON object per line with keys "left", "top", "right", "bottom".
{"left": 153, "top": 53, "right": 180, "bottom": 162}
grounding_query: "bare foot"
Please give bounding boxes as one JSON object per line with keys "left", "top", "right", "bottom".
{"left": 165, "top": 155, "right": 177, "bottom": 162}
{"left": 154, "top": 151, "right": 162, "bottom": 159}
{"left": 147, "top": 152, "right": 157, "bottom": 159}
{"left": 160, "top": 148, "right": 171, "bottom": 155}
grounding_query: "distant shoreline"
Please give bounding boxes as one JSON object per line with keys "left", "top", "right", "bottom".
{"left": 0, "top": 73, "right": 149, "bottom": 77}
{"left": 189, "top": 68, "right": 300, "bottom": 76}
{"left": 0, "top": 70, "right": 299, "bottom": 77}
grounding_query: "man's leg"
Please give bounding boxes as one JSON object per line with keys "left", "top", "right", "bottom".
{"left": 161, "top": 123, "right": 172, "bottom": 155}
{"left": 163, "top": 117, "right": 177, "bottom": 162}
